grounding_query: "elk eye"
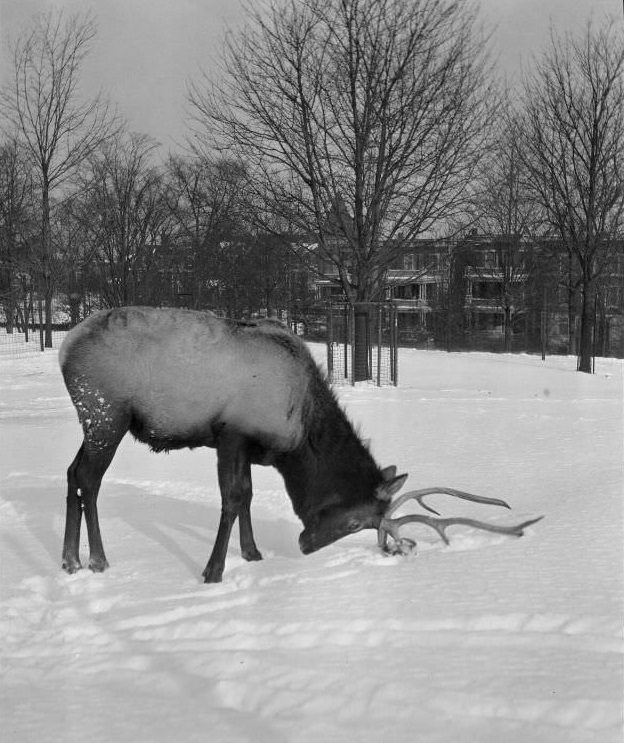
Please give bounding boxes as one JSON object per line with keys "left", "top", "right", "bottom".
{"left": 346, "top": 519, "right": 362, "bottom": 533}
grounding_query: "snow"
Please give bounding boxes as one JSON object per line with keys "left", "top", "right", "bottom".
{"left": 1, "top": 344, "right": 622, "bottom": 743}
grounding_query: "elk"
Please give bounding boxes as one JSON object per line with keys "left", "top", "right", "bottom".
{"left": 59, "top": 307, "right": 541, "bottom": 583}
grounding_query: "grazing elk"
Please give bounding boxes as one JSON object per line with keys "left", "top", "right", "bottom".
{"left": 59, "top": 307, "right": 541, "bottom": 583}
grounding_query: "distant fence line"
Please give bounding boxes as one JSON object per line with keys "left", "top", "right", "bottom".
{"left": 2, "top": 298, "right": 621, "bottom": 370}
{"left": 0, "top": 328, "right": 67, "bottom": 359}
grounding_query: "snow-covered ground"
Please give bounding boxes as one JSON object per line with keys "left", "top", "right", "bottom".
{"left": 1, "top": 345, "right": 622, "bottom": 743}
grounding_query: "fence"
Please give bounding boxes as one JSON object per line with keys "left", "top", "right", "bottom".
{"left": 0, "top": 327, "right": 68, "bottom": 359}
{"left": 3, "top": 294, "right": 620, "bottom": 376}
{"left": 324, "top": 303, "right": 398, "bottom": 386}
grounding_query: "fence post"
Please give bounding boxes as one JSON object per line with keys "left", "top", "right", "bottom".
{"left": 376, "top": 305, "right": 382, "bottom": 387}
{"left": 540, "top": 310, "right": 546, "bottom": 361}
{"left": 327, "top": 305, "right": 333, "bottom": 380}
{"left": 38, "top": 296, "right": 44, "bottom": 352}
{"left": 349, "top": 304, "right": 356, "bottom": 385}
{"left": 392, "top": 305, "right": 399, "bottom": 386}
{"left": 368, "top": 307, "right": 373, "bottom": 381}
{"left": 592, "top": 293, "right": 597, "bottom": 374}
{"left": 344, "top": 305, "right": 350, "bottom": 381}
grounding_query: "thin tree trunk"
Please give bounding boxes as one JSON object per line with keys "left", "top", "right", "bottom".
{"left": 41, "top": 180, "right": 53, "bottom": 347}
{"left": 577, "top": 276, "right": 595, "bottom": 373}
{"left": 504, "top": 307, "right": 513, "bottom": 353}
{"left": 4, "top": 297, "right": 16, "bottom": 334}
{"left": 353, "top": 303, "right": 370, "bottom": 382}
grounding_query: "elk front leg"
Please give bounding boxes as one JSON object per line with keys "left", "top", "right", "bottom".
{"left": 239, "top": 487, "right": 262, "bottom": 563}
{"left": 203, "top": 432, "right": 255, "bottom": 583}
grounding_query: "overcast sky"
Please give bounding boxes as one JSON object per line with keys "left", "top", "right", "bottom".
{"left": 0, "top": 0, "right": 620, "bottom": 151}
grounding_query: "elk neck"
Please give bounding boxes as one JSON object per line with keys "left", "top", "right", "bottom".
{"left": 273, "top": 382, "right": 382, "bottom": 523}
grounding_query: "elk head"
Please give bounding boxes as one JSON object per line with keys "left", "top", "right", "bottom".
{"left": 299, "top": 468, "right": 543, "bottom": 556}
{"left": 298, "top": 466, "right": 407, "bottom": 554}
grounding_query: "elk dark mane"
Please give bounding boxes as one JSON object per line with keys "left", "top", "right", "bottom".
{"left": 275, "top": 356, "right": 383, "bottom": 522}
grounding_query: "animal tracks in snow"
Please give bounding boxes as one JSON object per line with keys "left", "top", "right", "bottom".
{"left": 119, "top": 607, "right": 622, "bottom": 655}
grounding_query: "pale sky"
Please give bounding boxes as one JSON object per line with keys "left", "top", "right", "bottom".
{"left": 0, "top": 0, "right": 620, "bottom": 152}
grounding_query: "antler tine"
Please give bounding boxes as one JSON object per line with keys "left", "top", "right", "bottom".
{"left": 378, "top": 514, "right": 544, "bottom": 555}
{"left": 385, "top": 487, "right": 513, "bottom": 518}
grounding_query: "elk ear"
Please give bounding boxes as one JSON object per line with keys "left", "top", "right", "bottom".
{"left": 380, "top": 465, "right": 397, "bottom": 482}
{"left": 375, "top": 472, "right": 408, "bottom": 502}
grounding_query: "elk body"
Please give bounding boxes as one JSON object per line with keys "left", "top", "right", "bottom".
{"left": 59, "top": 307, "right": 541, "bottom": 583}
{"left": 59, "top": 307, "right": 407, "bottom": 582}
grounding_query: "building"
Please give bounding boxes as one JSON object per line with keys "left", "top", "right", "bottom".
{"left": 308, "top": 232, "right": 624, "bottom": 357}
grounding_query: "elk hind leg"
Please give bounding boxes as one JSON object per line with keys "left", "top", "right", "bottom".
{"left": 62, "top": 444, "right": 86, "bottom": 573}
{"left": 63, "top": 437, "right": 121, "bottom": 574}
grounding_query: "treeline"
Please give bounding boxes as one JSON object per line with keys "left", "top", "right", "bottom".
{"left": 1, "top": 3, "right": 623, "bottom": 373}
{"left": 0, "top": 135, "right": 313, "bottom": 331}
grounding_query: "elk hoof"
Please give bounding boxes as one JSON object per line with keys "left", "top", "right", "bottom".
{"left": 242, "top": 548, "right": 263, "bottom": 562}
{"left": 202, "top": 565, "right": 224, "bottom": 583}
{"left": 62, "top": 557, "right": 82, "bottom": 574}
{"left": 88, "top": 557, "right": 109, "bottom": 573}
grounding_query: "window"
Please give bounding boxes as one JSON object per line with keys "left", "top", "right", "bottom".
{"left": 472, "top": 281, "right": 501, "bottom": 300}
{"left": 475, "top": 313, "right": 503, "bottom": 332}
{"left": 484, "top": 251, "right": 499, "bottom": 269}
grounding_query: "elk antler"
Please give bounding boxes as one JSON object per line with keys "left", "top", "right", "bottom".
{"left": 378, "top": 487, "right": 543, "bottom": 555}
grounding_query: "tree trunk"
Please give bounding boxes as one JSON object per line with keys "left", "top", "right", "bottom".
{"left": 41, "top": 179, "right": 53, "bottom": 348}
{"left": 504, "top": 306, "right": 513, "bottom": 353}
{"left": 21, "top": 296, "right": 29, "bottom": 341}
{"left": 566, "top": 251, "right": 577, "bottom": 355}
{"left": 44, "top": 290, "right": 53, "bottom": 347}
{"left": 353, "top": 303, "right": 370, "bottom": 382}
{"left": 577, "top": 277, "right": 595, "bottom": 373}
{"left": 567, "top": 290, "right": 577, "bottom": 356}
{"left": 4, "top": 299, "right": 16, "bottom": 333}
{"left": 68, "top": 287, "right": 82, "bottom": 326}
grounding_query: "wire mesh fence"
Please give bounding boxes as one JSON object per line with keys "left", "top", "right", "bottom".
{"left": 325, "top": 303, "right": 398, "bottom": 386}
{"left": 0, "top": 328, "right": 68, "bottom": 359}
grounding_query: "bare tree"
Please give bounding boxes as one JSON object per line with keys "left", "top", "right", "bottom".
{"left": 0, "top": 138, "right": 35, "bottom": 332}
{"left": 473, "top": 100, "right": 541, "bottom": 238}
{"left": 51, "top": 194, "right": 98, "bottom": 324}
{"left": 520, "top": 22, "right": 624, "bottom": 372}
{"left": 0, "top": 10, "right": 118, "bottom": 345}
{"left": 464, "top": 107, "right": 542, "bottom": 352}
{"left": 188, "top": 0, "right": 493, "bottom": 379}
{"left": 78, "top": 132, "right": 168, "bottom": 306}
{"left": 165, "top": 155, "right": 248, "bottom": 308}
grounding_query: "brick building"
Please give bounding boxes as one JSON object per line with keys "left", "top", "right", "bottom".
{"left": 310, "top": 233, "right": 624, "bottom": 357}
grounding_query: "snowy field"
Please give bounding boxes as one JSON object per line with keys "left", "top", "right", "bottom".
{"left": 1, "top": 344, "right": 622, "bottom": 743}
